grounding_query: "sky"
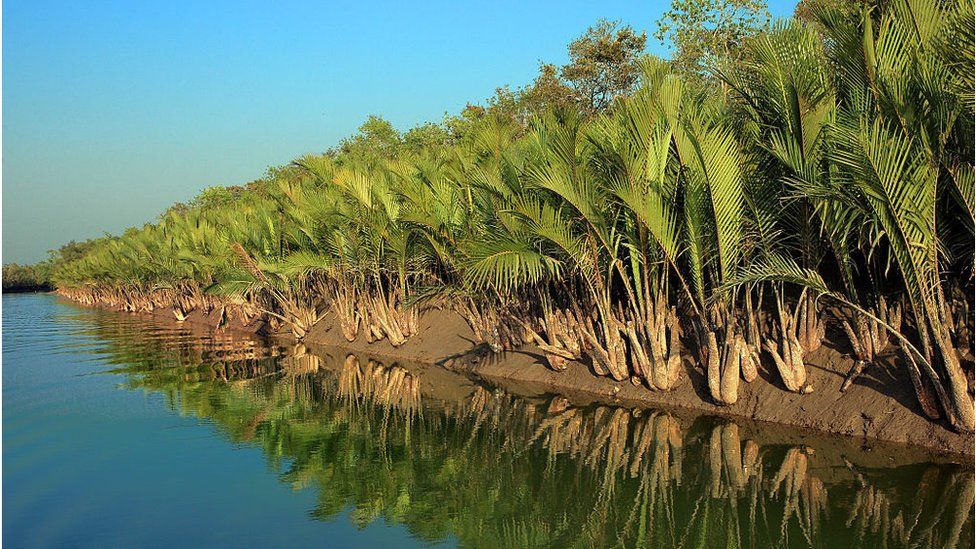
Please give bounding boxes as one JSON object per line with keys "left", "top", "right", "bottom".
{"left": 3, "top": 0, "right": 798, "bottom": 264}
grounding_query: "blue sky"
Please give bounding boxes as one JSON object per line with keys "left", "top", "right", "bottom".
{"left": 3, "top": 0, "right": 798, "bottom": 263}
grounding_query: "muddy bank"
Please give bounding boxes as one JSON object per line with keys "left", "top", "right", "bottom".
{"left": 83, "top": 298, "right": 974, "bottom": 457}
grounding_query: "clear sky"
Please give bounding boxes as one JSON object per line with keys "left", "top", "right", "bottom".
{"left": 2, "top": 0, "right": 798, "bottom": 264}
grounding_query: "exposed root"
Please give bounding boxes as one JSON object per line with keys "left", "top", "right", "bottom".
{"left": 840, "top": 296, "right": 902, "bottom": 365}
{"left": 454, "top": 297, "right": 526, "bottom": 353}
{"left": 763, "top": 289, "right": 815, "bottom": 394}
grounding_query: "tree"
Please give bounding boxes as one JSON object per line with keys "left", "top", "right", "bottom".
{"left": 2, "top": 263, "right": 53, "bottom": 292}
{"left": 339, "top": 115, "right": 402, "bottom": 158}
{"left": 793, "top": 0, "right": 859, "bottom": 29}
{"left": 654, "top": 0, "right": 769, "bottom": 77}
{"left": 403, "top": 122, "right": 450, "bottom": 153}
{"left": 51, "top": 239, "right": 99, "bottom": 263}
{"left": 192, "top": 186, "right": 244, "bottom": 209}
{"left": 482, "top": 65, "right": 577, "bottom": 130}
{"left": 561, "top": 19, "right": 647, "bottom": 113}
{"left": 441, "top": 64, "right": 576, "bottom": 143}
{"left": 443, "top": 21, "right": 644, "bottom": 136}
{"left": 49, "top": 0, "right": 976, "bottom": 433}
{"left": 443, "top": 104, "right": 485, "bottom": 144}
{"left": 520, "top": 63, "right": 577, "bottom": 116}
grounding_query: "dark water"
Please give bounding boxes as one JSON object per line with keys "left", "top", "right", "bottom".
{"left": 3, "top": 294, "right": 974, "bottom": 548}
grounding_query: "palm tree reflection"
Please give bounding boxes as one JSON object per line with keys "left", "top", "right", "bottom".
{"left": 96, "top": 318, "right": 973, "bottom": 548}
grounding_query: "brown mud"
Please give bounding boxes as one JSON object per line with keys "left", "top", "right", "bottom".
{"left": 75, "top": 298, "right": 975, "bottom": 457}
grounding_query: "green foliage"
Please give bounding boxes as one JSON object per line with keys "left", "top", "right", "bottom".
{"left": 192, "top": 185, "right": 244, "bottom": 209}
{"left": 443, "top": 21, "right": 645, "bottom": 139}
{"left": 48, "top": 3, "right": 976, "bottom": 430}
{"left": 3, "top": 239, "right": 101, "bottom": 293}
{"left": 338, "top": 115, "right": 404, "bottom": 159}
{"left": 655, "top": 0, "right": 770, "bottom": 77}
{"left": 402, "top": 122, "right": 450, "bottom": 153}
{"left": 2, "top": 263, "right": 52, "bottom": 292}
{"left": 50, "top": 239, "right": 99, "bottom": 264}
{"left": 561, "top": 19, "right": 648, "bottom": 113}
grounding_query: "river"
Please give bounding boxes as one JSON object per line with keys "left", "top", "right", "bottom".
{"left": 3, "top": 293, "right": 973, "bottom": 547}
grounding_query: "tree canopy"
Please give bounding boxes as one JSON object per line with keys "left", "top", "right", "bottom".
{"left": 655, "top": 0, "right": 770, "bottom": 77}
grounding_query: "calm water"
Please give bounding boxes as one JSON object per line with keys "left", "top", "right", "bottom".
{"left": 3, "top": 293, "right": 974, "bottom": 548}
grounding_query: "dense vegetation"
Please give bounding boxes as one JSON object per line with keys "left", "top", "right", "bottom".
{"left": 50, "top": 0, "right": 976, "bottom": 431}
{"left": 2, "top": 240, "right": 98, "bottom": 293}
{"left": 2, "top": 264, "right": 52, "bottom": 293}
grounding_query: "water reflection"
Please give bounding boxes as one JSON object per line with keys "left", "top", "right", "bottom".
{"left": 83, "top": 312, "right": 973, "bottom": 548}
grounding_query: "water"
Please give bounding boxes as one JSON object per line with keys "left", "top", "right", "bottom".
{"left": 3, "top": 293, "right": 974, "bottom": 548}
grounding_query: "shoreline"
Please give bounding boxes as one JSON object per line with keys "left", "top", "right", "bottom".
{"left": 64, "top": 296, "right": 975, "bottom": 458}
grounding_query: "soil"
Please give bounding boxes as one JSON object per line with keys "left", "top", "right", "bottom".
{"left": 87, "top": 298, "right": 976, "bottom": 457}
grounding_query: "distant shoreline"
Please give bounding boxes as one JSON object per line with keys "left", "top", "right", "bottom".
{"left": 2, "top": 286, "right": 53, "bottom": 294}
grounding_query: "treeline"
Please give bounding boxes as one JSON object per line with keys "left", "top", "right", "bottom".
{"left": 51, "top": 0, "right": 976, "bottom": 431}
{"left": 2, "top": 264, "right": 52, "bottom": 293}
{"left": 3, "top": 240, "right": 98, "bottom": 293}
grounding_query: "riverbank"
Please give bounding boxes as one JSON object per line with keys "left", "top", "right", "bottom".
{"left": 2, "top": 286, "right": 53, "bottom": 294}
{"left": 84, "top": 297, "right": 974, "bottom": 457}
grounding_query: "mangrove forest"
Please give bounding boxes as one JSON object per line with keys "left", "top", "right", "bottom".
{"left": 47, "top": 0, "right": 976, "bottom": 434}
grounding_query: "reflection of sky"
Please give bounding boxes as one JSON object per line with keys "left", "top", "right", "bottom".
{"left": 2, "top": 0, "right": 799, "bottom": 263}
{"left": 2, "top": 293, "right": 436, "bottom": 548}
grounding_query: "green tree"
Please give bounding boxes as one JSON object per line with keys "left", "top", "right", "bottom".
{"left": 403, "top": 122, "right": 449, "bottom": 153}
{"left": 520, "top": 63, "right": 577, "bottom": 116}
{"left": 443, "top": 104, "right": 484, "bottom": 144}
{"left": 561, "top": 19, "right": 647, "bottom": 113}
{"left": 192, "top": 185, "right": 244, "bottom": 209}
{"left": 654, "top": 0, "right": 769, "bottom": 77}
{"left": 50, "top": 239, "right": 99, "bottom": 263}
{"left": 793, "top": 0, "right": 860, "bottom": 28}
{"left": 477, "top": 65, "right": 577, "bottom": 131}
{"left": 443, "top": 21, "right": 643, "bottom": 137}
{"left": 2, "top": 263, "right": 52, "bottom": 292}
{"left": 339, "top": 115, "right": 402, "bottom": 158}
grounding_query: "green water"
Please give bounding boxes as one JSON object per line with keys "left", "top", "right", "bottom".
{"left": 3, "top": 293, "right": 974, "bottom": 548}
